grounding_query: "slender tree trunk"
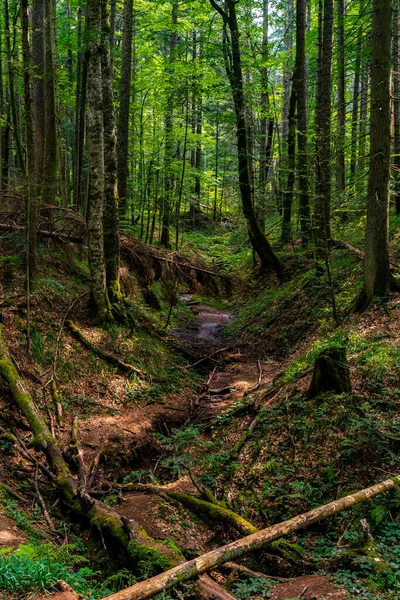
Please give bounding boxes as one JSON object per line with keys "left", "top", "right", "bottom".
{"left": 258, "top": 0, "right": 272, "bottom": 232}
{"left": 336, "top": 0, "right": 346, "bottom": 213}
{"left": 4, "top": 0, "right": 25, "bottom": 174}
{"left": 393, "top": 0, "right": 400, "bottom": 215}
{"left": 73, "top": 4, "right": 87, "bottom": 212}
{"left": 0, "top": 27, "right": 3, "bottom": 190}
{"left": 358, "top": 60, "right": 368, "bottom": 173}
{"left": 33, "top": 0, "right": 47, "bottom": 195}
{"left": 280, "top": 0, "right": 295, "bottom": 201}
{"left": 313, "top": 0, "right": 334, "bottom": 268}
{"left": 42, "top": 0, "right": 58, "bottom": 205}
{"left": 209, "top": 0, "right": 282, "bottom": 276}
{"left": 281, "top": 85, "right": 296, "bottom": 243}
{"left": 160, "top": 2, "right": 178, "bottom": 248}
{"left": 355, "top": 0, "right": 395, "bottom": 310}
{"left": 117, "top": 0, "right": 134, "bottom": 217}
{"left": 101, "top": 0, "right": 121, "bottom": 302}
{"left": 86, "top": 0, "right": 111, "bottom": 320}
{"left": 21, "top": 0, "right": 37, "bottom": 280}
{"left": 294, "top": 0, "right": 311, "bottom": 245}
{"left": 349, "top": 18, "right": 362, "bottom": 181}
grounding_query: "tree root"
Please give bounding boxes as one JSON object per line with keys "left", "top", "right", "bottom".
{"left": 65, "top": 320, "right": 145, "bottom": 378}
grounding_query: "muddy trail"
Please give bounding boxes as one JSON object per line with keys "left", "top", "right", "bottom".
{"left": 170, "top": 294, "right": 277, "bottom": 420}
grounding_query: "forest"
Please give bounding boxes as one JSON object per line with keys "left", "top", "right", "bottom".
{"left": 1, "top": 0, "right": 400, "bottom": 599}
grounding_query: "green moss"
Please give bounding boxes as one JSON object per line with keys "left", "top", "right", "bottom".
{"left": 127, "top": 539, "right": 172, "bottom": 577}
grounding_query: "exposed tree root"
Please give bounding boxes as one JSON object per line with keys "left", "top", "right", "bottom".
{"left": 65, "top": 320, "right": 145, "bottom": 378}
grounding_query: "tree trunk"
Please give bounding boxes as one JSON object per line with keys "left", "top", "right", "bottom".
{"left": 4, "top": 0, "right": 25, "bottom": 174}
{"left": 281, "top": 84, "right": 296, "bottom": 243}
{"left": 101, "top": 0, "right": 121, "bottom": 302}
{"left": 349, "top": 23, "right": 362, "bottom": 182}
{"left": 21, "top": 0, "right": 37, "bottom": 281}
{"left": 42, "top": 0, "right": 58, "bottom": 205}
{"left": 160, "top": 2, "right": 178, "bottom": 248}
{"left": 336, "top": 0, "right": 346, "bottom": 214}
{"left": 117, "top": 0, "right": 134, "bottom": 217}
{"left": 73, "top": 4, "right": 87, "bottom": 212}
{"left": 294, "top": 0, "right": 311, "bottom": 245}
{"left": 355, "top": 0, "right": 396, "bottom": 310}
{"left": 86, "top": 0, "right": 111, "bottom": 320}
{"left": 210, "top": 0, "right": 282, "bottom": 276}
{"left": 393, "top": 0, "right": 400, "bottom": 215}
{"left": 313, "top": 0, "right": 334, "bottom": 269}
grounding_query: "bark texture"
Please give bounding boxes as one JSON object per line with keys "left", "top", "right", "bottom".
{"left": 117, "top": 0, "right": 134, "bottom": 216}
{"left": 86, "top": 0, "right": 111, "bottom": 320}
{"left": 356, "top": 0, "right": 395, "bottom": 310}
{"left": 101, "top": 0, "right": 121, "bottom": 301}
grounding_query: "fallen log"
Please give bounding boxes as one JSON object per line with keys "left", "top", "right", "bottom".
{"left": 65, "top": 320, "right": 145, "bottom": 378}
{"left": 102, "top": 475, "right": 400, "bottom": 600}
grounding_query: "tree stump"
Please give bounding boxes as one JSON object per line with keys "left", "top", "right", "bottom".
{"left": 307, "top": 346, "right": 351, "bottom": 398}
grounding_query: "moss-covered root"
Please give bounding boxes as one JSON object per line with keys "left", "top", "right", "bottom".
{"left": 0, "top": 326, "right": 75, "bottom": 500}
{"left": 65, "top": 320, "right": 145, "bottom": 378}
{"left": 121, "top": 484, "right": 257, "bottom": 536}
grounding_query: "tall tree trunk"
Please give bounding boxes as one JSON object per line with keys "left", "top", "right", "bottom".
{"left": 280, "top": 0, "right": 295, "bottom": 202}
{"left": 101, "top": 0, "right": 121, "bottom": 302}
{"left": 349, "top": 15, "right": 362, "bottom": 181}
{"left": 358, "top": 59, "right": 368, "bottom": 174}
{"left": 42, "top": 0, "right": 58, "bottom": 205}
{"left": 281, "top": 84, "right": 296, "bottom": 243}
{"left": 209, "top": 0, "right": 282, "bottom": 276}
{"left": 160, "top": 1, "right": 178, "bottom": 248}
{"left": 86, "top": 0, "right": 111, "bottom": 320}
{"left": 4, "top": 0, "right": 25, "bottom": 174}
{"left": 258, "top": 0, "right": 273, "bottom": 232}
{"left": 313, "top": 0, "right": 334, "bottom": 269}
{"left": 294, "top": 0, "right": 311, "bottom": 245}
{"left": 393, "top": 0, "right": 400, "bottom": 215}
{"left": 73, "top": 4, "right": 87, "bottom": 212}
{"left": 21, "top": 0, "right": 37, "bottom": 280}
{"left": 336, "top": 0, "right": 346, "bottom": 213}
{"left": 117, "top": 0, "right": 134, "bottom": 217}
{"left": 0, "top": 26, "right": 3, "bottom": 190}
{"left": 355, "top": 0, "right": 395, "bottom": 310}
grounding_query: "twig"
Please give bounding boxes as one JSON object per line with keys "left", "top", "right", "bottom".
{"left": 190, "top": 347, "right": 231, "bottom": 368}
{"left": 223, "top": 562, "right": 288, "bottom": 582}
{"left": 34, "top": 467, "right": 57, "bottom": 532}
{"left": 243, "top": 359, "right": 263, "bottom": 396}
{"left": 71, "top": 418, "right": 87, "bottom": 492}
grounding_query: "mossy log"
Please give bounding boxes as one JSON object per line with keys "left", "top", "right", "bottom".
{"left": 307, "top": 346, "right": 351, "bottom": 398}
{"left": 103, "top": 475, "right": 400, "bottom": 600}
{"left": 65, "top": 320, "right": 145, "bottom": 378}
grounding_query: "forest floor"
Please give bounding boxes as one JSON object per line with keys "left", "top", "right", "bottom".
{"left": 2, "top": 221, "right": 400, "bottom": 600}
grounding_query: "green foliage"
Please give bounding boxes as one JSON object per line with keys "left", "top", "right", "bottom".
{"left": 231, "top": 576, "right": 273, "bottom": 599}
{"left": 0, "top": 543, "right": 96, "bottom": 597}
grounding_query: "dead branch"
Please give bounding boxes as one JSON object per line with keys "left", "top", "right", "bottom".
{"left": 71, "top": 417, "right": 87, "bottom": 493}
{"left": 34, "top": 467, "right": 57, "bottom": 532}
{"left": 65, "top": 320, "right": 145, "bottom": 378}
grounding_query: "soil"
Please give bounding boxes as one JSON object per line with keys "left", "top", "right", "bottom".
{"left": 269, "top": 574, "right": 348, "bottom": 599}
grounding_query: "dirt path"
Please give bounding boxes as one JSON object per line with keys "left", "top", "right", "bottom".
{"left": 171, "top": 294, "right": 279, "bottom": 419}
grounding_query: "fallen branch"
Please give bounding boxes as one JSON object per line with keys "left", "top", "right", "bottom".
{"left": 102, "top": 475, "right": 400, "bottom": 600}
{"left": 65, "top": 320, "right": 145, "bottom": 378}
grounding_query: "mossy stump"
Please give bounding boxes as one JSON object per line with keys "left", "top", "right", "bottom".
{"left": 307, "top": 346, "right": 351, "bottom": 398}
